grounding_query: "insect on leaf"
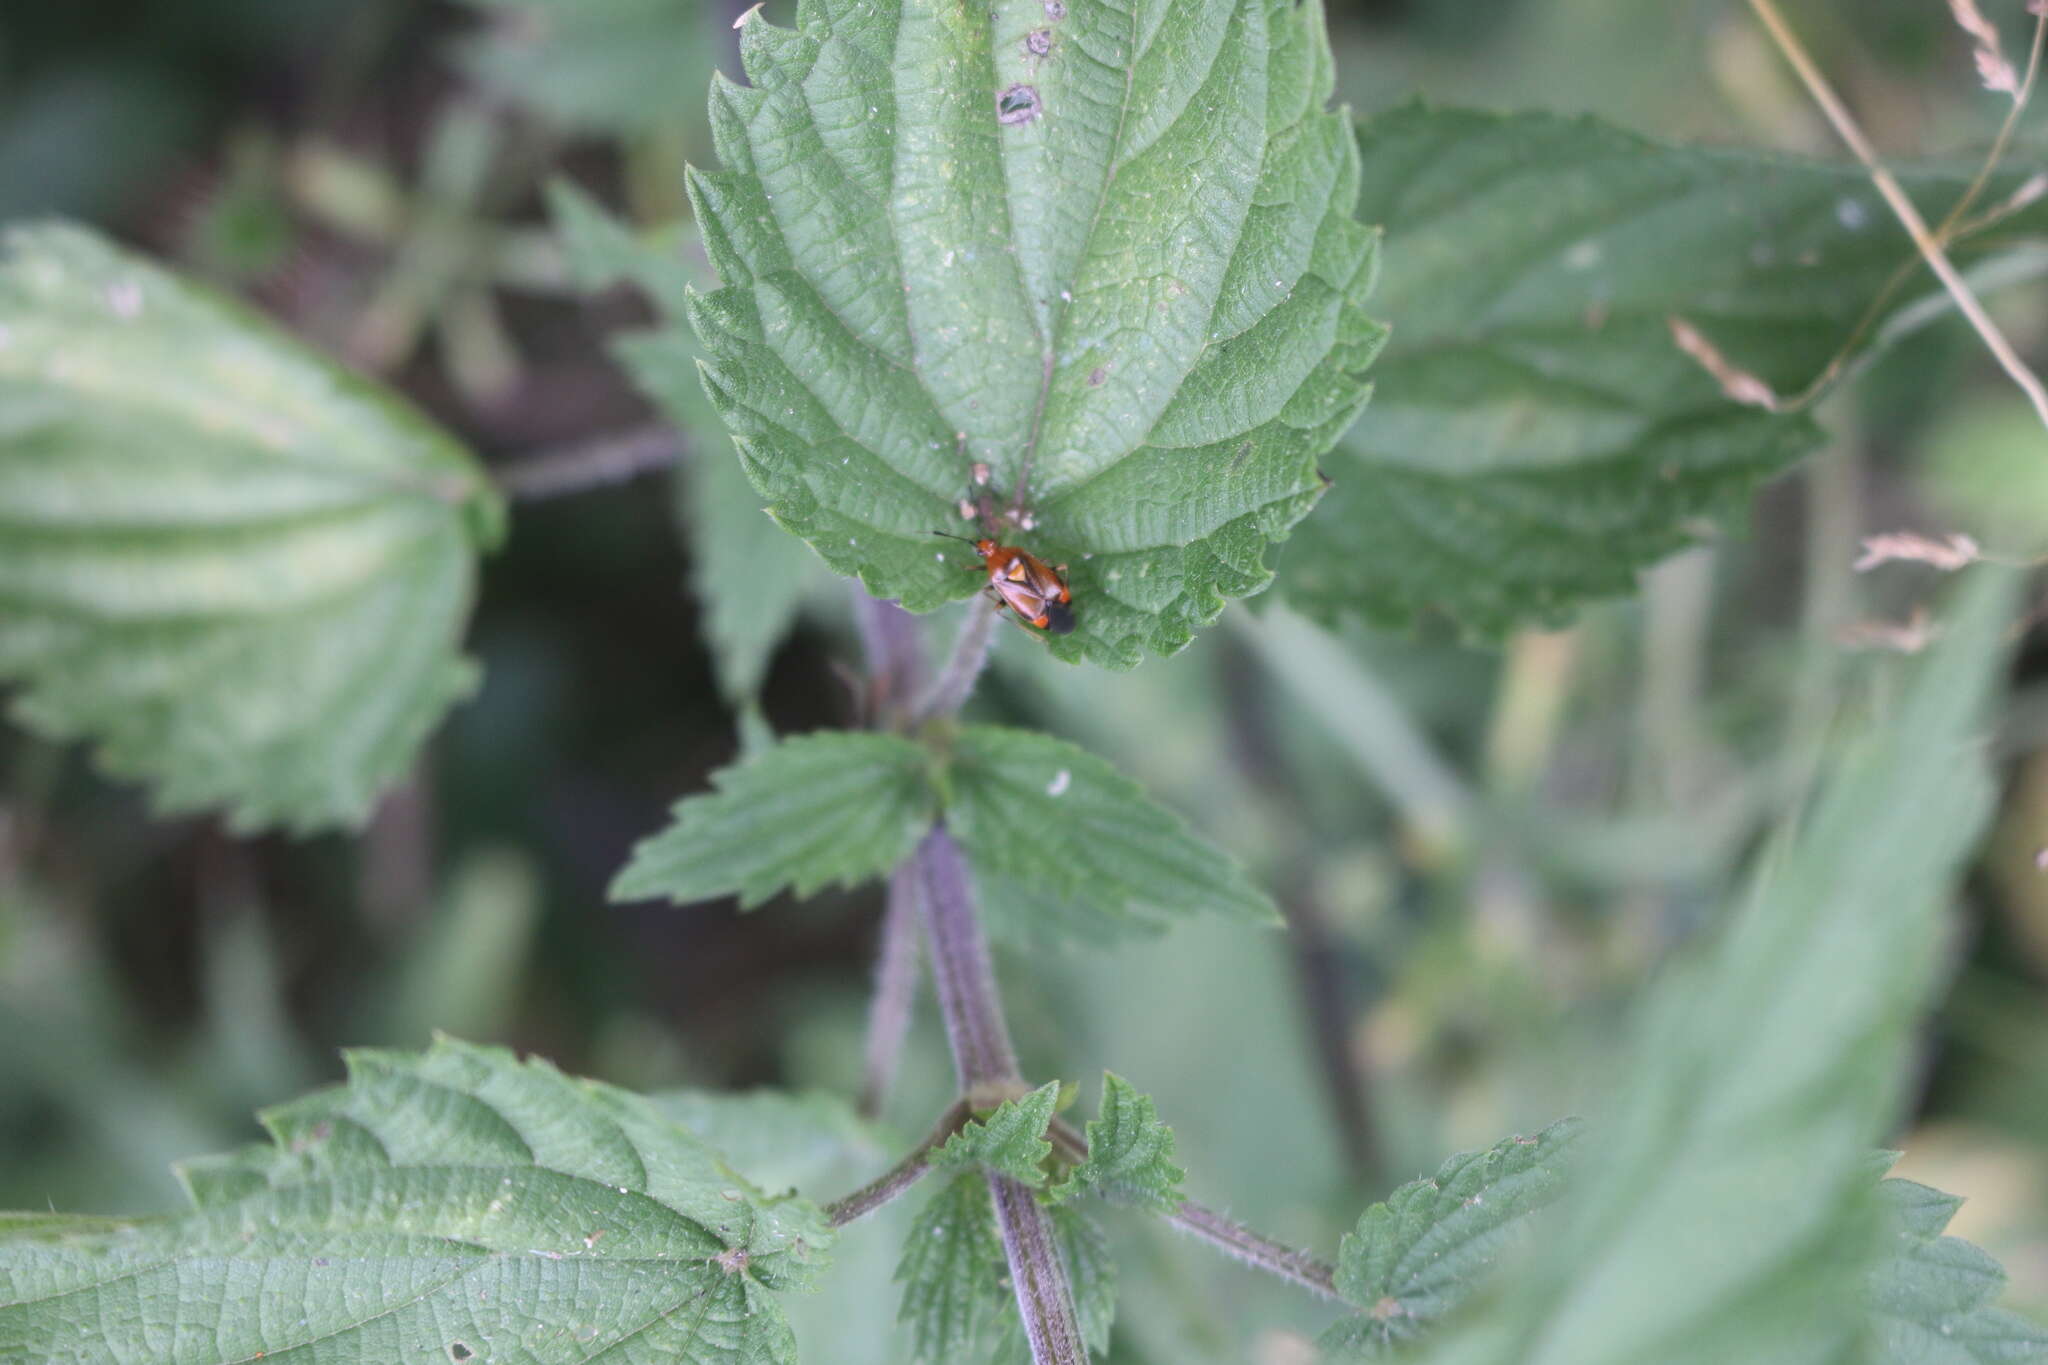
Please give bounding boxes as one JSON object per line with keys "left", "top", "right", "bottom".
{"left": 687, "top": 0, "right": 1383, "bottom": 666}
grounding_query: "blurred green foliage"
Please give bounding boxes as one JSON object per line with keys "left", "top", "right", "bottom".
{"left": 3, "top": 0, "right": 2048, "bottom": 1360}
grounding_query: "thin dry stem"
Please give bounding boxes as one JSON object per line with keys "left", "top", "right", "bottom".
{"left": 1747, "top": 0, "right": 2048, "bottom": 430}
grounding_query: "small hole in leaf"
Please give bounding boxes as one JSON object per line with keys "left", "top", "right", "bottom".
{"left": 1025, "top": 28, "right": 1052, "bottom": 55}
{"left": 1044, "top": 0, "right": 1066, "bottom": 17}
{"left": 448, "top": 1344, "right": 475, "bottom": 1362}
{"left": 997, "top": 84, "right": 1041, "bottom": 125}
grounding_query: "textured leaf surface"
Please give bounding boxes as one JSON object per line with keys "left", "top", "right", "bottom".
{"left": 1284, "top": 104, "right": 2048, "bottom": 632}
{"left": 1423, "top": 574, "right": 2014, "bottom": 1365}
{"left": 1049, "top": 1072, "right": 1185, "bottom": 1213}
{"left": 0, "top": 223, "right": 499, "bottom": 833}
{"left": 687, "top": 0, "right": 1382, "bottom": 666}
{"left": 1318, "top": 1118, "right": 1581, "bottom": 1358}
{"left": 931, "top": 1081, "right": 1061, "bottom": 1186}
{"left": 947, "top": 725, "right": 1278, "bottom": 936}
{"left": 611, "top": 730, "right": 936, "bottom": 908}
{"left": 1864, "top": 1176, "right": 2048, "bottom": 1363}
{"left": 550, "top": 181, "right": 820, "bottom": 703}
{"left": 0, "top": 1038, "right": 831, "bottom": 1365}
{"left": 894, "top": 1173, "right": 1116, "bottom": 1365}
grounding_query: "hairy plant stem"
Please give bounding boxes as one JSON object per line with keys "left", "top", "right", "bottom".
{"left": 824, "top": 1099, "right": 970, "bottom": 1227}
{"left": 1045, "top": 1118, "right": 1342, "bottom": 1303}
{"left": 495, "top": 423, "right": 682, "bottom": 500}
{"left": 914, "top": 602, "right": 997, "bottom": 722}
{"left": 854, "top": 595, "right": 929, "bottom": 725}
{"left": 915, "top": 828, "right": 1086, "bottom": 1365}
{"left": 859, "top": 863, "right": 923, "bottom": 1119}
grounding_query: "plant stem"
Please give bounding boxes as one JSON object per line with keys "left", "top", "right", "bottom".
{"left": 914, "top": 603, "right": 998, "bottom": 721}
{"left": 1746, "top": 0, "right": 2048, "bottom": 432}
{"left": 825, "top": 1099, "right": 970, "bottom": 1227}
{"left": 855, "top": 595, "right": 929, "bottom": 725}
{"left": 496, "top": 423, "right": 682, "bottom": 500}
{"left": 1046, "top": 1117, "right": 1343, "bottom": 1303}
{"left": 989, "top": 1172, "right": 1090, "bottom": 1365}
{"left": 914, "top": 828, "right": 1085, "bottom": 1364}
{"left": 916, "top": 828, "right": 1019, "bottom": 1090}
{"left": 1164, "top": 1200, "right": 1343, "bottom": 1304}
{"left": 859, "top": 862, "right": 924, "bottom": 1119}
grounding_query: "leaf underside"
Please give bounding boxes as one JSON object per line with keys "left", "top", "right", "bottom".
{"left": 0, "top": 224, "right": 499, "bottom": 834}
{"left": 0, "top": 1038, "right": 831, "bottom": 1365}
{"left": 1286, "top": 104, "right": 2048, "bottom": 633}
{"left": 688, "top": 0, "right": 1383, "bottom": 667}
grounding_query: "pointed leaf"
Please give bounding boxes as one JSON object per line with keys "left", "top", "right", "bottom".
{"left": 0, "top": 223, "right": 500, "bottom": 834}
{"left": 1421, "top": 573, "right": 2015, "bottom": 1365}
{"left": 1285, "top": 104, "right": 2048, "bottom": 632}
{"left": 611, "top": 730, "right": 936, "bottom": 908}
{"left": 1050, "top": 1072, "right": 1186, "bottom": 1213}
{"left": 948, "top": 725, "right": 1279, "bottom": 940}
{"left": 685, "top": 0, "right": 1382, "bottom": 667}
{"left": 931, "top": 1081, "right": 1061, "bottom": 1187}
{"left": 0, "top": 1038, "right": 831, "bottom": 1364}
{"left": 1864, "top": 1175, "right": 2048, "bottom": 1363}
{"left": 1319, "top": 1118, "right": 1582, "bottom": 1357}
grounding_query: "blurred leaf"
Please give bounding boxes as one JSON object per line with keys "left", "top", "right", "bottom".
{"left": 1050, "top": 1073, "right": 1186, "bottom": 1214}
{"left": 654, "top": 1087, "right": 889, "bottom": 1192}
{"left": 548, "top": 181, "right": 818, "bottom": 703}
{"left": 1284, "top": 104, "right": 2048, "bottom": 632}
{"left": 685, "top": 0, "right": 1382, "bottom": 666}
{"left": 453, "top": 0, "right": 721, "bottom": 135}
{"left": 932, "top": 1081, "right": 1061, "bottom": 1186}
{"left": 948, "top": 726, "right": 1279, "bottom": 939}
{"left": 0, "top": 224, "right": 500, "bottom": 834}
{"left": 0, "top": 1038, "right": 832, "bottom": 1363}
{"left": 895, "top": 1172, "right": 1118, "bottom": 1365}
{"left": 1423, "top": 573, "right": 2014, "bottom": 1365}
{"left": 1317, "top": 1118, "right": 1582, "bottom": 1358}
{"left": 1864, "top": 1175, "right": 2048, "bottom": 1363}
{"left": 610, "top": 730, "right": 935, "bottom": 907}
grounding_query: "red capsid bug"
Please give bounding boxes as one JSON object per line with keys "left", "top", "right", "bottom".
{"left": 932, "top": 532, "right": 1075, "bottom": 635}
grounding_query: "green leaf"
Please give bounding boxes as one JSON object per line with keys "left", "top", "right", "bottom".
{"left": 0, "top": 223, "right": 500, "bottom": 834}
{"left": 1050, "top": 1072, "right": 1186, "bottom": 1213}
{"left": 1422, "top": 572, "right": 2015, "bottom": 1365}
{"left": 894, "top": 1172, "right": 1118, "bottom": 1365}
{"left": 1864, "top": 1175, "right": 2048, "bottom": 1363}
{"left": 932, "top": 1081, "right": 1062, "bottom": 1187}
{"left": 1317, "top": 1118, "right": 1582, "bottom": 1358}
{"left": 610, "top": 730, "right": 936, "bottom": 908}
{"left": 686, "top": 0, "right": 1382, "bottom": 667}
{"left": 654, "top": 1088, "right": 890, "bottom": 1194}
{"left": 0, "top": 1037, "right": 832, "bottom": 1364}
{"left": 548, "top": 182, "right": 819, "bottom": 704}
{"left": 454, "top": 0, "right": 723, "bottom": 135}
{"left": 897, "top": 1173, "right": 1010, "bottom": 1363}
{"left": 1284, "top": 104, "right": 2048, "bottom": 632}
{"left": 947, "top": 725, "right": 1279, "bottom": 937}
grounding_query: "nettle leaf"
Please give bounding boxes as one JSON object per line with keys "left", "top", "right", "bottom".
{"left": 932, "top": 1081, "right": 1062, "bottom": 1186}
{"left": 687, "top": 0, "right": 1383, "bottom": 667}
{"left": 1284, "top": 104, "right": 2048, "bottom": 632}
{"left": 1865, "top": 1175, "right": 2048, "bottom": 1363}
{"left": 1049, "top": 1072, "right": 1185, "bottom": 1213}
{"left": 611, "top": 730, "right": 936, "bottom": 907}
{"left": 947, "top": 725, "right": 1279, "bottom": 937}
{"left": 0, "top": 1038, "right": 832, "bottom": 1364}
{"left": 1423, "top": 574, "right": 2014, "bottom": 1365}
{"left": 895, "top": 1172, "right": 1117, "bottom": 1365}
{"left": 1318, "top": 1118, "right": 1582, "bottom": 1358}
{"left": 0, "top": 223, "right": 499, "bottom": 834}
